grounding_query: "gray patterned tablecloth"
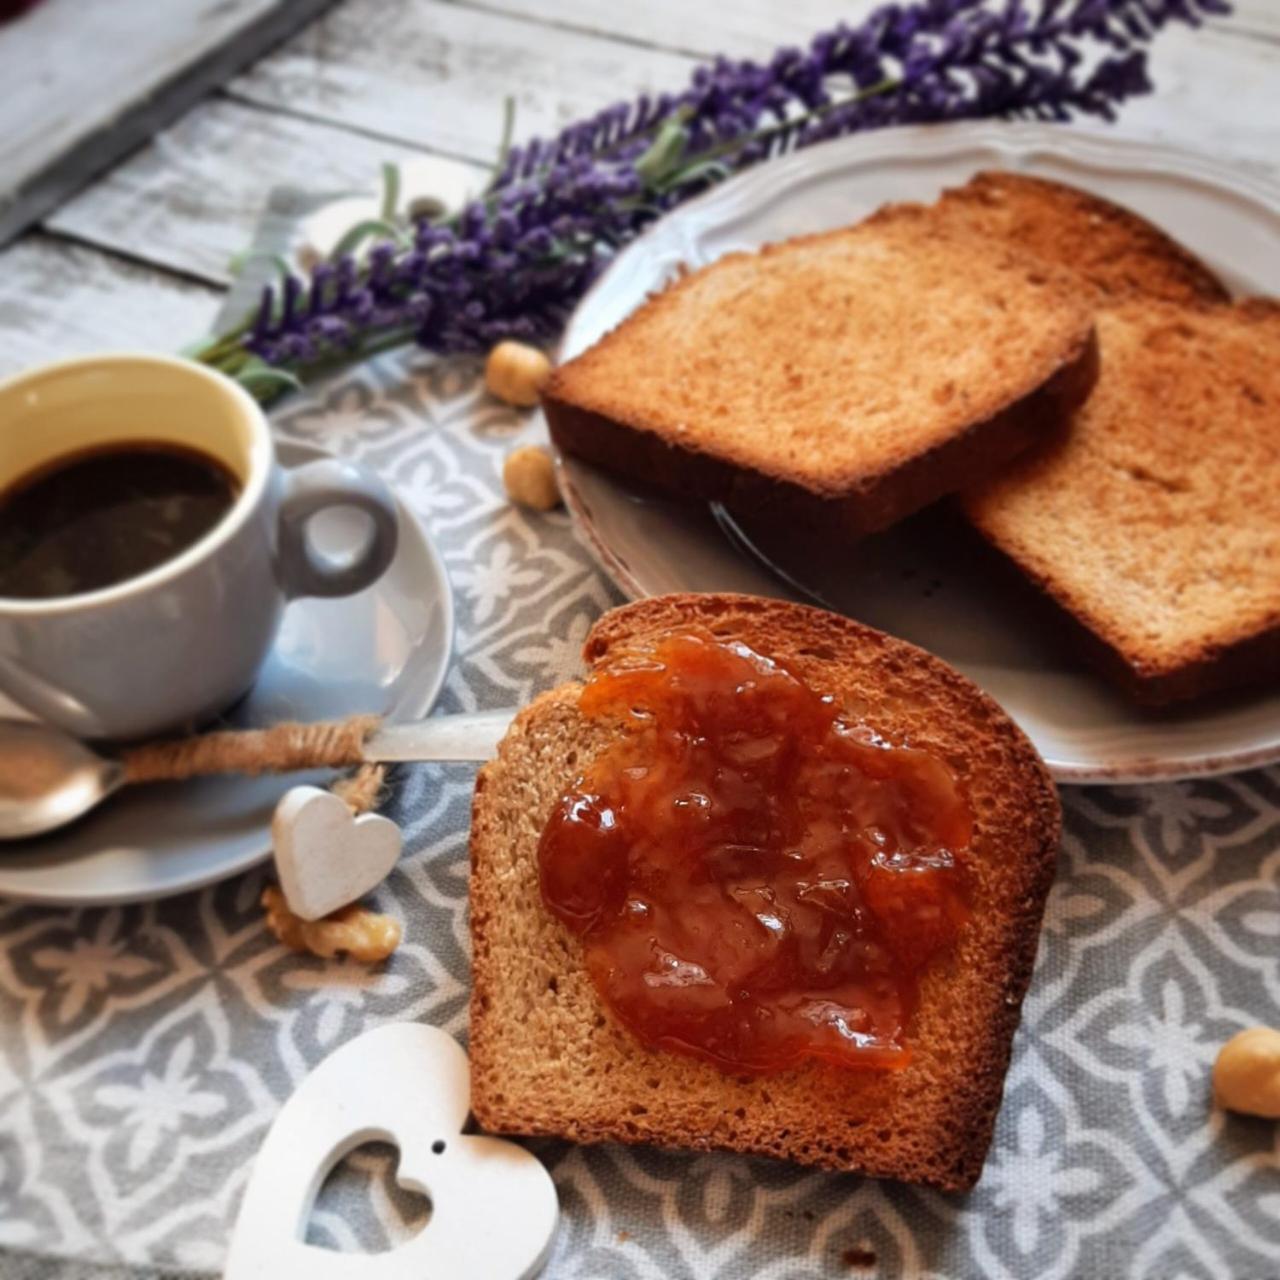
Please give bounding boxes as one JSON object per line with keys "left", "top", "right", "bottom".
{"left": 1, "top": 350, "right": 1278, "bottom": 1280}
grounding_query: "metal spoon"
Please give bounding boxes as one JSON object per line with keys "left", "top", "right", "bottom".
{"left": 0, "top": 711, "right": 515, "bottom": 841}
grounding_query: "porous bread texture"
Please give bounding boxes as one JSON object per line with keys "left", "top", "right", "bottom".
{"left": 937, "top": 172, "right": 1276, "bottom": 701}
{"left": 469, "top": 594, "right": 1062, "bottom": 1191}
{"left": 544, "top": 209, "right": 1097, "bottom": 538}
{"left": 963, "top": 299, "right": 1280, "bottom": 704}
{"left": 932, "top": 171, "right": 1230, "bottom": 305}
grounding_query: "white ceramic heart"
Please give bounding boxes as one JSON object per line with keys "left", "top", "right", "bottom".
{"left": 224, "top": 1023, "right": 559, "bottom": 1280}
{"left": 272, "top": 785, "right": 402, "bottom": 921}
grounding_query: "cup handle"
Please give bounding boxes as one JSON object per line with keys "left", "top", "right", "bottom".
{"left": 275, "top": 459, "right": 400, "bottom": 599}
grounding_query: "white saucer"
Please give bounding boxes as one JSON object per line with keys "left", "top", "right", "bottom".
{"left": 554, "top": 122, "right": 1280, "bottom": 785}
{"left": 0, "top": 440, "right": 453, "bottom": 906}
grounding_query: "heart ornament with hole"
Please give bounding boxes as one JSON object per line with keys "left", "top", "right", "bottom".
{"left": 273, "top": 785, "right": 402, "bottom": 921}
{"left": 224, "top": 1023, "right": 558, "bottom": 1279}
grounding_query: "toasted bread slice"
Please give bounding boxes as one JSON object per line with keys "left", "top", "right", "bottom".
{"left": 545, "top": 211, "right": 1097, "bottom": 538}
{"left": 470, "top": 594, "right": 1061, "bottom": 1191}
{"left": 932, "top": 171, "right": 1229, "bottom": 305}
{"left": 963, "top": 299, "right": 1280, "bottom": 704}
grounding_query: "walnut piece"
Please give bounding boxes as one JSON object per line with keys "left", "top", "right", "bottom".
{"left": 262, "top": 885, "right": 402, "bottom": 964}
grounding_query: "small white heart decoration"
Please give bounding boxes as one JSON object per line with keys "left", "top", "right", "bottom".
{"left": 272, "top": 785, "right": 402, "bottom": 921}
{"left": 224, "top": 1023, "right": 558, "bottom": 1280}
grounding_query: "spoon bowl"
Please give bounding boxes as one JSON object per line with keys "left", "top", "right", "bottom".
{"left": 0, "top": 720, "right": 124, "bottom": 840}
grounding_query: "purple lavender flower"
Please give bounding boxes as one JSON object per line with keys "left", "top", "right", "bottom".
{"left": 231, "top": 0, "right": 1230, "bottom": 387}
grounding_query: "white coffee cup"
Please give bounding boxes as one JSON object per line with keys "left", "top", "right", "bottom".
{"left": 0, "top": 353, "right": 399, "bottom": 740}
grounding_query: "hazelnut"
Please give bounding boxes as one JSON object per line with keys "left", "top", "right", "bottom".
{"left": 485, "top": 340, "right": 552, "bottom": 407}
{"left": 503, "top": 444, "right": 561, "bottom": 511}
{"left": 1213, "top": 1027, "right": 1280, "bottom": 1118}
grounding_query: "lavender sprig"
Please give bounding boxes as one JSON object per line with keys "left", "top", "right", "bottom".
{"left": 199, "top": 0, "right": 1230, "bottom": 396}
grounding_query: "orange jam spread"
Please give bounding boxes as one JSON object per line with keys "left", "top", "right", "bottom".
{"left": 537, "top": 630, "right": 974, "bottom": 1075}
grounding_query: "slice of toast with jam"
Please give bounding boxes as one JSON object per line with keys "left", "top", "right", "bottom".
{"left": 469, "top": 594, "right": 1060, "bottom": 1191}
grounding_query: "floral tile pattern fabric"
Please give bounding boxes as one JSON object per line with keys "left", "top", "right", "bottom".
{"left": 1, "top": 352, "right": 1278, "bottom": 1280}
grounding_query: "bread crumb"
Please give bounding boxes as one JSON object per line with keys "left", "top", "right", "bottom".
{"left": 503, "top": 444, "right": 561, "bottom": 511}
{"left": 1214, "top": 1027, "right": 1280, "bottom": 1118}
{"left": 842, "top": 1246, "right": 877, "bottom": 1269}
{"left": 485, "top": 340, "right": 552, "bottom": 407}
{"left": 262, "top": 885, "right": 402, "bottom": 963}
{"left": 616, "top": 1230, "right": 631, "bottom": 1243}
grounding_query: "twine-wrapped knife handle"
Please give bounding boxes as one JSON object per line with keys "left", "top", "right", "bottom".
{"left": 120, "top": 715, "right": 380, "bottom": 785}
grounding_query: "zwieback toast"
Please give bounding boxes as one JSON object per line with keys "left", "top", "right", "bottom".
{"left": 470, "top": 594, "right": 1061, "bottom": 1191}
{"left": 963, "top": 298, "right": 1280, "bottom": 704}
{"left": 933, "top": 175, "right": 1278, "bottom": 703}
{"left": 544, "top": 209, "right": 1098, "bottom": 539}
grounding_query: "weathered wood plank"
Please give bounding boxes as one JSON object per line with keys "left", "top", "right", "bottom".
{"left": 0, "top": 0, "right": 341, "bottom": 248}
{"left": 1114, "top": 16, "right": 1280, "bottom": 173}
{"left": 1216, "top": 0, "right": 1280, "bottom": 42}
{"left": 226, "top": 0, "right": 696, "bottom": 164}
{"left": 41, "top": 0, "right": 1280, "bottom": 295}
{"left": 450, "top": 0, "right": 867, "bottom": 58}
{"left": 47, "top": 99, "right": 488, "bottom": 287}
{"left": 458, "top": 0, "right": 1280, "bottom": 57}
{"left": 0, "top": 236, "right": 222, "bottom": 377}
{"left": 453, "top": 0, "right": 1280, "bottom": 172}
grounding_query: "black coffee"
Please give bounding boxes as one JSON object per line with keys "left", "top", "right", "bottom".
{"left": 0, "top": 443, "right": 239, "bottom": 599}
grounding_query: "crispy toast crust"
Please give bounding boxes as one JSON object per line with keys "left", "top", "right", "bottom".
{"left": 970, "top": 523, "right": 1280, "bottom": 706}
{"left": 470, "top": 595, "right": 1061, "bottom": 1191}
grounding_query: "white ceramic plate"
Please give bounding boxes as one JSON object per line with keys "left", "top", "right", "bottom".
{"left": 554, "top": 122, "right": 1280, "bottom": 785}
{"left": 0, "top": 441, "right": 453, "bottom": 905}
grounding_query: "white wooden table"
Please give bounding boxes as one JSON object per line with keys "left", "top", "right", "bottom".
{"left": 1, "top": 0, "right": 1277, "bottom": 377}
{"left": 2, "top": 6, "right": 1280, "bottom": 1279}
